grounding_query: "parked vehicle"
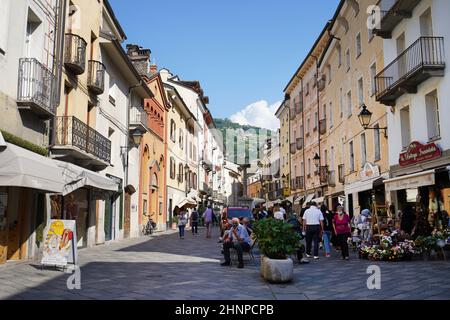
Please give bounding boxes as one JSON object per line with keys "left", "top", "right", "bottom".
{"left": 219, "top": 207, "right": 253, "bottom": 235}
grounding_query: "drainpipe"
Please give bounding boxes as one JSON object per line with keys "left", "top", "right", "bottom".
{"left": 50, "top": 0, "right": 67, "bottom": 146}
{"left": 125, "top": 81, "right": 144, "bottom": 191}
{"left": 310, "top": 55, "right": 322, "bottom": 196}
{"left": 299, "top": 77, "right": 306, "bottom": 199}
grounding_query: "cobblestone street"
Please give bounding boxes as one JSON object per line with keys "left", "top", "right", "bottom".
{"left": 1, "top": 226, "right": 450, "bottom": 300}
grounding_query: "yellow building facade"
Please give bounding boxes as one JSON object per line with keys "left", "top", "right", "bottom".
{"left": 320, "top": 0, "right": 389, "bottom": 215}
{"left": 279, "top": 0, "right": 389, "bottom": 216}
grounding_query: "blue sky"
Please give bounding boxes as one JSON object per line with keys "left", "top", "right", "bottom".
{"left": 110, "top": 0, "right": 340, "bottom": 130}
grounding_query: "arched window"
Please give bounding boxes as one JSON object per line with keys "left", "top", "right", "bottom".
{"left": 193, "top": 173, "right": 197, "bottom": 190}
{"left": 170, "top": 157, "right": 176, "bottom": 179}
{"left": 170, "top": 120, "right": 176, "bottom": 142}
{"left": 178, "top": 163, "right": 184, "bottom": 183}
{"left": 150, "top": 173, "right": 158, "bottom": 189}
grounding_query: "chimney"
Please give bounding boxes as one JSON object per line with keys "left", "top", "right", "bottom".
{"left": 149, "top": 64, "right": 158, "bottom": 74}
{"left": 126, "top": 44, "right": 151, "bottom": 76}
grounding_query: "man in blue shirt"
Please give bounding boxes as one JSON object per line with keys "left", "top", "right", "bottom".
{"left": 221, "top": 218, "right": 251, "bottom": 268}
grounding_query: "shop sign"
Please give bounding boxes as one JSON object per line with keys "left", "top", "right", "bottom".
{"left": 360, "top": 163, "right": 380, "bottom": 182}
{"left": 399, "top": 141, "right": 442, "bottom": 167}
{"left": 283, "top": 188, "right": 290, "bottom": 197}
{"left": 384, "top": 171, "right": 435, "bottom": 192}
{"left": 41, "top": 220, "right": 78, "bottom": 267}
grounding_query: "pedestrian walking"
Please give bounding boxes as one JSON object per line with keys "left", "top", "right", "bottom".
{"left": 203, "top": 205, "right": 214, "bottom": 238}
{"left": 302, "top": 202, "right": 324, "bottom": 260}
{"left": 178, "top": 210, "right": 188, "bottom": 239}
{"left": 190, "top": 207, "right": 199, "bottom": 235}
{"left": 333, "top": 205, "right": 351, "bottom": 260}
{"left": 321, "top": 204, "right": 333, "bottom": 258}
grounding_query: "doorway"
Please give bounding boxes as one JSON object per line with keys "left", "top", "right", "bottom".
{"left": 124, "top": 193, "right": 131, "bottom": 239}
{"left": 104, "top": 196, "right": 113, "bottom": 241}
{"left": 348, "top": 193, "right": 354, "bottom": 219}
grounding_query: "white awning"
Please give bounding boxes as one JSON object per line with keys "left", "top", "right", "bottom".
{"left": 384, "top": 170, "right": 435, "bottom": 192}
{"left": 177, "top": 197, "right": 197, "bottom": 208}
{"left": 0, "top": 143, "right": 64, "bottom": 193}
{"left": 302, "top": 194, "right": 315, "bottom": 207}
{"left": 311, "top": 196, "right": 325, "bottom": 204}
{"left": 284, "top": 196, "right": 295, "bottom": 203}
{"left": 187, "top": 190, "right": 201, "bottom": 202}
{"left": 345, "top": 172, "right": 389, "bottom": 195}
{"left": 252, "top": 198, "right": 266, "bottom": 204}
{"left": 294, "top": 196, "right": 305, "bottom": 204}
{"left": 54, "top": 160, "right": 118, "bottom": 196}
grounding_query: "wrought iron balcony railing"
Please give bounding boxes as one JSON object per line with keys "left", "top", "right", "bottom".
{"left": 64, "top": 33, "right": 87, "bottom": 75}
{"left": 289, "top": 107, "right": 296, "bottom": 120}
{"left": 54, "top": 116, "right": 111, "bottom": 163}
{"left": 328, "top": 170, "right": 336, "bottom": 187}
{"left": 338, "top": 164, "right": 345, "bottom": 184}
{"left": 290, "top": 142, "right": 296, "bottom": 154}
{"left": 17, "top": 58, "right": 55, "bottom": 119}
{"left": 318, "top": 75, "right": 326, "bottom": 91}
{"left": 320, "top": 166, "right": 329, "bottom": 184}
{"left": 88, "top": 60, "right": 106, "bottom": 95}
{"left": 291, "top": 178, "right": 297, "bottom": 190}
{"left": 129, "top": 106, "right": 149, "bottom": 132}
{"left": 319, "top": 118, "right": 327, "bottom": 135}
{"left": 295, "top": 99, "right": 303, "bottom": 114}
{"left": 296, "top": 137, "right": 304, "bottom": 150}
{"left": 372, "top": 0, "right": 422, "bottom": 39}
{"left": 296, "top": 176, "right": 304, "bottom": 190}
{"left": 375, "top": 37, "right": 445, "bottom": 106}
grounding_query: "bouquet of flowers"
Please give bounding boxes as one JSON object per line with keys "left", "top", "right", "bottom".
{"left": 358, "top": 239, "right": 418, "bottom": 262}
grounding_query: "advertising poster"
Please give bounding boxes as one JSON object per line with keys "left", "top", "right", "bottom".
{"left": 41, "top": 220, "right": 78, "bottom": 267}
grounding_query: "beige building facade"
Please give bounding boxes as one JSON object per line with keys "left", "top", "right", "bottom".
{"left": 283, "top": 24, "right": 331, "bottom": 212}
{"left": 278, "top": 0, "right": 389, "bottom": 216}
{"left": 319, "top": 0, "right": 389, "bottom": 215}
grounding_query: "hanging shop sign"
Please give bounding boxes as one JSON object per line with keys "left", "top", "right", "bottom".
{"left": 41, "top": 220, "right": 78, "bottom": 267}
{"left": 360, "top": 163, "right": 380, "bottom": 182}
{"left": 399, "top": 141, "right": 442, "bottom": 167}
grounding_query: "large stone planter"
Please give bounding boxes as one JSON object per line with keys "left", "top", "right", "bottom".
{"left": 260, "top": 255, "right": 294, "bottom": 283}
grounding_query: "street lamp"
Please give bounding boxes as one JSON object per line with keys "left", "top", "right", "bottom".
{"left": 313, "top": 153, "right": 321, "bottom": 168}
{"left": 358, "top": 104, "right": 388, "bottom": 138}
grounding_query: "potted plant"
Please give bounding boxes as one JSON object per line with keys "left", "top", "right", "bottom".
{"left": 253, "top": 218, "right": 301, "bottom": 283}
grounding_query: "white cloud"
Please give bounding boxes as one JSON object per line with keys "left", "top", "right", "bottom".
{"left": 229, "top": 100, "right": 281, "bottom": 131}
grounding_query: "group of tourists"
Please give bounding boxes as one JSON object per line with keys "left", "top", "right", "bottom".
{"left": 175, "top": 205, "right": 218, "bottom": 239}
{"left": 301, "top": 202, "right": 352, "bottom": 261}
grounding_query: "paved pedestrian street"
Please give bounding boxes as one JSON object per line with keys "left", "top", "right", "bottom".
{"left": 1, "top": 226, "right": 449, "bottom": 300}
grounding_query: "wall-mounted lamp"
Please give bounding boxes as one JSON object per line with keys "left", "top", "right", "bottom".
{"left": 358, "top": 104, "right": 388, "bottom": 138}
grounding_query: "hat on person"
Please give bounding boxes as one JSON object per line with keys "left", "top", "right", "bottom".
{"left": 361, "top": 209, "right": 371, "bottom": 217}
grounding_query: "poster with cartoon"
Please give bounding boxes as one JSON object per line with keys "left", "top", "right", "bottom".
{"left": 41, "top": 220, "right": 78, "bottom": 267}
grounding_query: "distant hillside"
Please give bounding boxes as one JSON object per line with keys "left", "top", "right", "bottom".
{"left": 213, "top": 118, "right": 276, "bottom": 165}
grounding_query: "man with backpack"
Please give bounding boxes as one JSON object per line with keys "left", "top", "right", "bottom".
{"left": 190, "top": 207, "right": 199, "bottom": 235}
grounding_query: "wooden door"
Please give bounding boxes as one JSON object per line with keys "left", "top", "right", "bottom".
{"left": 7, "top": 189, "right": 20, "bottom": 261}
{"left": 124, "top": 193, "right": 131, "bottom": 239}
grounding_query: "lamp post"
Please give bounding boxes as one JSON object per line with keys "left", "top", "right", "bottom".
{"left": 313, "top": 153, "right": 321, "bottom": 173}
{"left": 358, "top": 104, "right": 388, "bottom": 138}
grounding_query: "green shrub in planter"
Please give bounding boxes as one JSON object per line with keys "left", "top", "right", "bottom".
{"left": 253, "top": 218, "right": 301, "bottom": 260}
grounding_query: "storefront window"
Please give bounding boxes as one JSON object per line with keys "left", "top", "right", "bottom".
{"left": 63, "top": 189, "right": 89, "bottom": 248}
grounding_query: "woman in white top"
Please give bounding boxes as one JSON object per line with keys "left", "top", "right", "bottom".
{"left": 178, "top": 210, "right": 188, "bottom": 239}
